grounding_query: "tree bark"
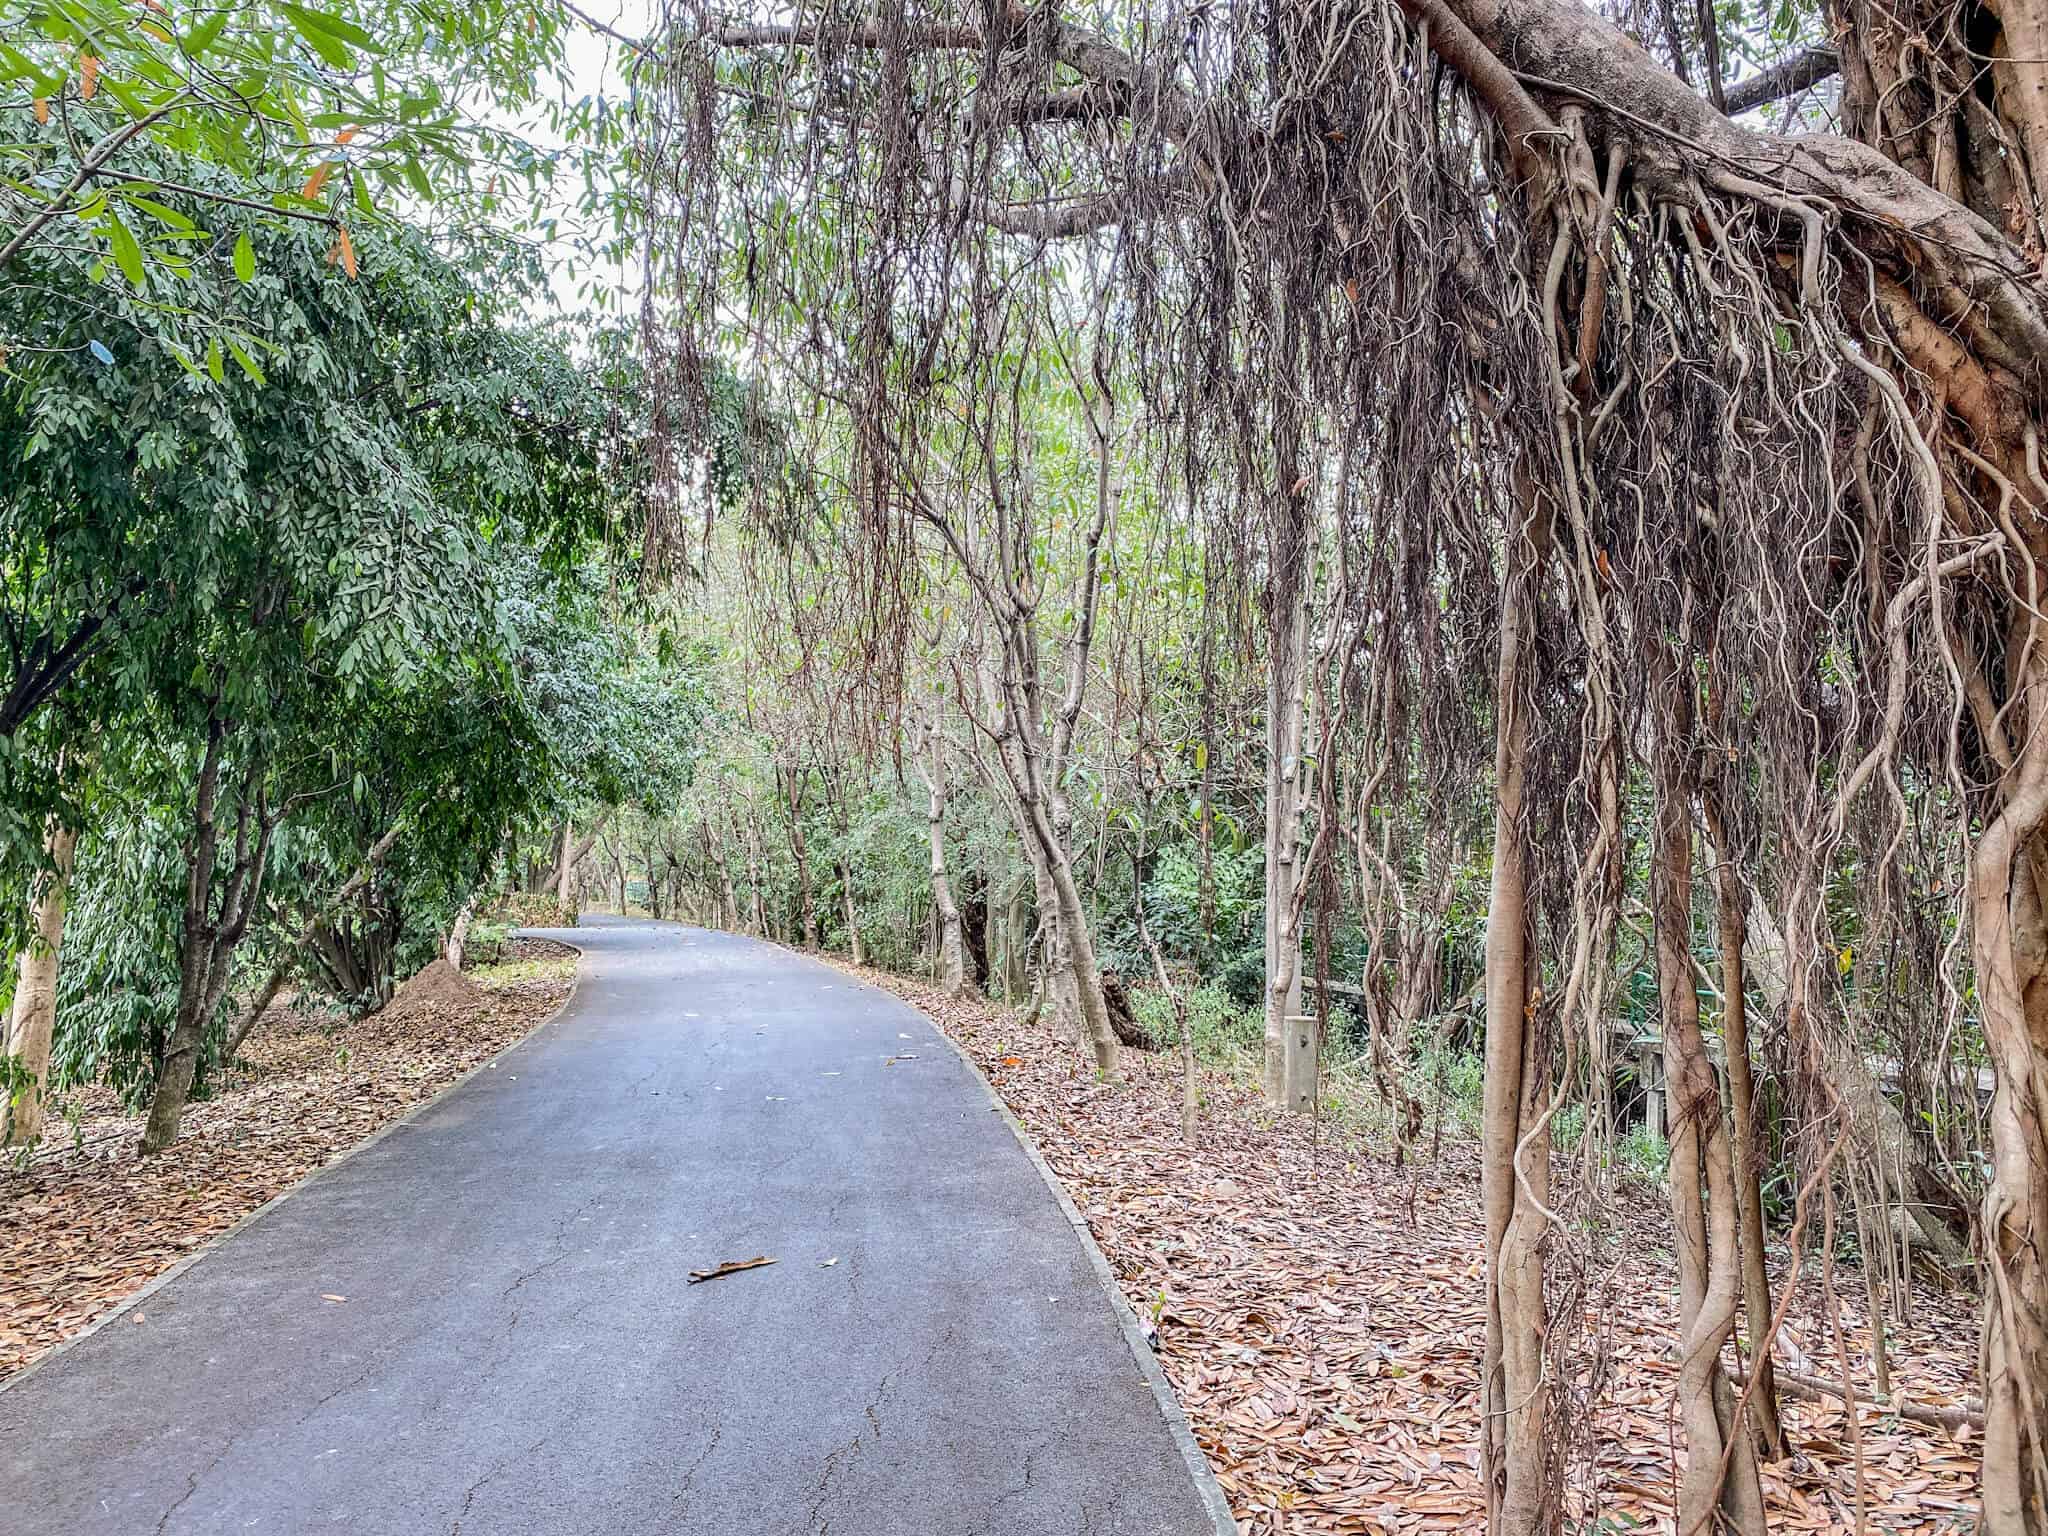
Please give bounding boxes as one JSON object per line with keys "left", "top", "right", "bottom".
{"left": 1702, "top": 785, "right": 1788, "bottom": 1461}
{"left": 1967, "top": 636, "right": 2048, "bottom": 1536}
{"left": 781, "top": 764, "right": 818, "bottom": 948}
{"left": 1480, "top": 482, "right": 1552, "bottom": 1536}
{"left": 921, "top": 730, "right": 970, "bottom": 996}
{"left": 3, "top": 821, "right": 77, "bottom": 1146}
{"left": 545, "top": 808, "right": 613, "bottom": 918}
{"left": 444, "top": 896, "right": 477, "bottom": 971}
{"left": 1253, "top": 370, "right": 1318, "bottom": 1122}
{"left": 141, "top": 724, "right": 277, "bottom": 1155}
{"left": 1651, "top": 677, "right": 1766, "bottom": 1536}
{"left": 1261, "top": 478, "right": 1314, "bottom": 1111}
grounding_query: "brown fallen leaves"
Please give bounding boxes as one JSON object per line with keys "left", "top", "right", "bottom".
{"left": 840, "top": 962, "right": 1982, "bottom": 1536}
{"left": 0, "top": 940, "right": 574, "bottom": 1380}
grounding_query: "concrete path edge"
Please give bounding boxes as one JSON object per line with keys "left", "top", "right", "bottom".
{"left": 830, "top": 959, "right": 1243, "bottom": 1536}
{"left": 0, "top": 939, "right": 586, "bottom": 1396}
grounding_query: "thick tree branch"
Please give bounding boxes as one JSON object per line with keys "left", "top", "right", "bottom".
{"left": 1436, "top": 0, "right": 2048, "bottom": 387}
{"left": 1722, "top": 45, "right": 1839, "bottom": 116}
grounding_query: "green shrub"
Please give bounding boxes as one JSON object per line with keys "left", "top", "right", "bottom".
{"left": 1132, "top": 981, "right": 1264, "bottom": 1060}
{"left": 1618, "top": 1122, "right": 1671, "bottom": 1182}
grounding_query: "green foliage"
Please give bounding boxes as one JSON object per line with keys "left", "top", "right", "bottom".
{"left": 52, "top": 809, "right": 212, "bottom": 1104}
{"left": 1410, "top": 1037, "right": 1488, "bottom": 1138}
{"left": 1618, "top": 1122, "right": 1672, "bottom": 1184}
{"left": 0, "top": 0, "right": 569, "bottom": 308}
{"left": 1132, "top": 982, "right": 1263, "bottom": 1060}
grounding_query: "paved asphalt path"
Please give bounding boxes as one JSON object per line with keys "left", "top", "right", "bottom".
{"left": 0, "top": 917, "right": 1225, "bottom": 1535}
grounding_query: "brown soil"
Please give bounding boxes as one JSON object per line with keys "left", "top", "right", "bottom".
{"left": 383, "top": 956, "right": 483, "bottom": 1013}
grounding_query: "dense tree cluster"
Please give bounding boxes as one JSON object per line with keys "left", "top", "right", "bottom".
{"left": 0, "top": 6, "right": 715, "bottom": 1158}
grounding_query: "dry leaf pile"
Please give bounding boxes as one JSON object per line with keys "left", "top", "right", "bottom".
{"left": 0, "top": 940, "right": 574, "bottom": 1378}
{"left": 842, "top": 963, "right": 1983, "bottom": 1536}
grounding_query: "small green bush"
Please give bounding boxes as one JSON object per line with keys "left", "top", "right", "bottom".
{"left": 1618, "top": 1122, "right": 1671, "bottom": 1182}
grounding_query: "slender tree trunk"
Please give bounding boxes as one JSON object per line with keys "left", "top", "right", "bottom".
{"left": 1651, "top": 691, "right": 1766, "bottom": 1536}
{"left": 141, "top": 727, "right": 276, "bottom": 1155}
{"left": 924, "top": 740, "right": 969, "bottom": 996}
{"left": 783, "top": 767, "right": 818, "bottom": 948}
{"left": 224, "top": 967, "right": 288, "bottom": 1059}
{"left": 140, "top": 722, "right": 227, "bottom": 1157}
{"left": 444, "top": 896, "right": 477, "bottom": 971}
{"left": 1262, "top": 480, "right": 1314, "bottom": 1112}
{"left": 1041, "top": 822, "right": 1118, "bottom": 1073}
{"left": 1197, "top": 612, "right": 1218, "bottom": 966}
{"left": 1000, "top": 876, "right": 1031, "bottom": 1003}
{"left": 1480, "top": 485, "right": 1551, "bottom": 1536}
{"left": 840, "top": 863, "right": 864, "bottom": 964}
{"left": 745, "top": 821, "right": 768, "bottom": 936}
{"left": 1703, "top": 784, "right": 1788, "bottom": 1460}
{"left": 3, "top": 821, "right": 77, "bottom": 1145}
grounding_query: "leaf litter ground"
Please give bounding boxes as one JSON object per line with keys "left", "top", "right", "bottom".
{"left": 0, "top": 939, "right": 575, "bottom": 1379}
{"left": 840, "top": 963, "right": 1982, "bottom": 1536}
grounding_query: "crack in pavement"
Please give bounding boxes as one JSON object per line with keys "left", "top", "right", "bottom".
{"left": 499, "top": 1191, "right": 605, "bottom": 1328}
{"left": 982, "top": 1446, "right": 1040, "bottom": 1532}
{"left": 805, "top": 1430, "right": 863, "bottom": 1536}
{"left": 152, "top": 1428, "right": 240, "bottom": 1536}
{"left": 448, "top": 1436, "right": 547, "bottom": 1534}
{"left": 671, "top": 1420, "right": 724, "bottom": 1508}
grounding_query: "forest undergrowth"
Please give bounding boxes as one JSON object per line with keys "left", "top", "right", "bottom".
{"left": 0, "top": 939, "right": 576, "bottom": 1377}
{"left": 845, "top": 962, "right": 1984, "bottom": 1536}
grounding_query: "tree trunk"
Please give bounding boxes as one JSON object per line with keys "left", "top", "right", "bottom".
{"left": 224, "top": 966, "right": 288, "bottom": 1060}
{"left": 141, "top": 725, "right": 275, "bottom": 1155}
{"left": 840, "top": 862, "right": 864, "bottom": 964}
{"left": 3, "top": 821, "right": 77, "bottom": 1145}
{"left": 1262, "top": 466, "right": 1315, "bottom": 1112}
{"left": 746, "top": 829, "right": 767, "bottom": 936}
{"left": 1702, "top": 785, "right": 1788, "bottom": 1460}
{"left": 1652, "top": 691, "right": 1766, "bottom": 1536}
{"left": 1043, "top": 831, "right": 1118, "bottom": 1073}
{"left": 959, "top": 870, "right": 991, "bottom": 991}
{"left": 1000, "top": 875, "right": 1031, "bottom": 1002}
{"left": 1968, "top": 647, "right": 2048, "bottom": 1536}
{"left": 924, "top": 742, "right": 969, "bottom": 996}
{"left": 545, "top": 809, "right": 613, "bottom": 920}
{"left": 783, "top": 767, "right": 818, "bottom": 948}
{"left": 1197, "top": 613, "right": 1218, "bottom": 965}
{"left": 1480, "top": 484, "right": 1551, "bottom": 1536}
{"left": 445, "top": 896, "right": 477, "bottom": 970}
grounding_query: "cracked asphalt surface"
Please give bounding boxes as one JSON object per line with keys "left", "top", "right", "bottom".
{"left": 0, "top": 917, "right": 1221, "bottom": 1535}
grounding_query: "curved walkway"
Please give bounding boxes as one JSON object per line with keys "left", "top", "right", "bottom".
{"left": 0, "top": 918, "right": 1226, "bottom": 1535}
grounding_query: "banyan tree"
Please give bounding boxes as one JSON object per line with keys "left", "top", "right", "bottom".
{"left": 632, "top": 0, "right": 2048, "bottom": 1526}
